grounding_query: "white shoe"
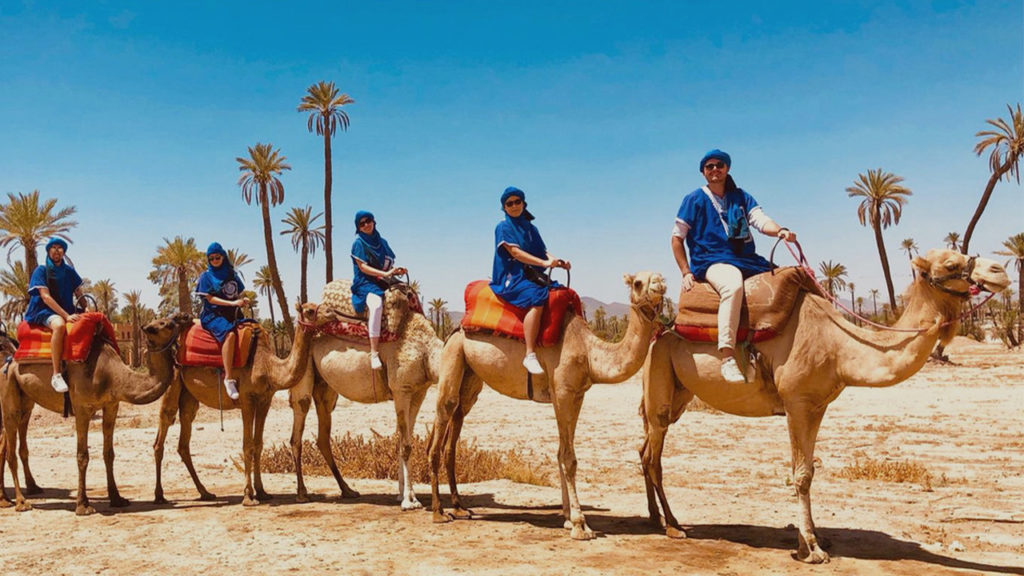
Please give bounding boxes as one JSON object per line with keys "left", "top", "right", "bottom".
{"left": 523, "top": 353, "right": 544, "bottom": 375}
{"left": 720, "top": 357, "right": 746, "bottom": 384}
{"left": 370, "top": 352, "right": 383, "bottom": 370}
{"left": 224, "top": 379, "right": 240, "bottom": 400}
{"left": 51, "top": 373, "right": 69, "bottom": 393}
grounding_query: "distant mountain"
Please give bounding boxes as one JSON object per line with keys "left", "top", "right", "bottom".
{"left": 580, "top": 296, "right": 630, "bottom": 318}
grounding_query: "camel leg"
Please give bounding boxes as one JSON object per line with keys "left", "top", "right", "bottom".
{"left": 101, "top": 403, "right": 129, "bottom": 508}
{"left": 786, "top": 405, "right": 829, "bottom": 564}
{"left": 429, "top": 331, "right": 466, "bottom": 523}
{"left": 74, "top": 409, "right": 96, "bottom": 516}
{"left": 551, "top": 381, "right": 593, "bottom": 540}
{"left": 288, "top": 384, "right": 313, "bottom": 502}
{"left": 0, "top": 383, "right": 28, "bottom": 511}
{"left": 252, "top": 396, "right": 273, "bottom": 501}
{"left": 18, "top": 405, "right": 41, "bottom": 495}
{"left": 240, "top": 399, "right": 259, "bottom": 506}
{"left": 394, "top": 385, "right": 428, "bottom": 511}
{"left": 444, "top": 371, "right": 482, "bottom": 519}
{"left": 313, "top": 383, "right": 358, "bottom": 499}
{"left": 153, "top": 378, "right": 181, "bottom": 504}
{"left": 177, "top": 389, "right": 215, "bottom": 500}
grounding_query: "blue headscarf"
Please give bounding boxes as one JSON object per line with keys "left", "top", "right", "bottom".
{"left": 353, "top": 210, "right": 395, "bottom": 268}
{"left": 204, "top": 242, "right": 235, "bottom": 293}
{"left": 500, "top": 186, "right": 535, "bottom": 222}
{"left": 699, "top": 149, "right": 732, "bottom": 172}
{"left": 498, "top": 187, "right": 541, "bottom": 253}
{"left": 44, "top": 237, "right": 71, "bottom": 293}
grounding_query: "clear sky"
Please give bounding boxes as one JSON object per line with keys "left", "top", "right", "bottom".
{"left": 1, "top": 1, "right": 1021, "bottom": 316}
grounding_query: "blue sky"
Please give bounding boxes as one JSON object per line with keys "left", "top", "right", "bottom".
{"left": 1, "top": 1, "right": 1021, "bottom": 315}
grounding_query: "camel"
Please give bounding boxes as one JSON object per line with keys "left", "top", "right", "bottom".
{"left": 287, "top": 287, "right": 442, "bottom": 510}
{"left": 1, "top": 313, "right": 190, "bottom": 515}
{"left": 428, "top": 271, "right": 667, "bottom": 540}
{"left": 639, "top": 249, "right": 1010, "bottom": 563}
{"left": 152, "top": 302, "right": 325, "bottom": 506}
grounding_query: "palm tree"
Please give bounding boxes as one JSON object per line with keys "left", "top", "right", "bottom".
{"left": 900, "top": 238, "right": 919, "bottom": 279}
{"left": 847, "top": 169, "right": 912, "bottom": 311}
{"left": 123, "top": 290, "right": 144, "bottom": 367}
{"left": 995, "top": 232, "right": 1024, "bottom": 342}
{"left": 149, "top": 236, "right": 205, "bottom": 313}
{"left": 944, "top": 232, "right": 961, "bottom": 251}
{"left": 856, "top": 296, "right": 865, "bottom": 316}
{"left": 869, "top": 288, "right": 879, "bottom": 317}
{"left": 0, "top": 190, "right": 78, "bottom": 273}
{"left": 253, "top": 265, "right": 279, "bottom": 355}
{"left": 91, "top": 278, "right": 118, "bottom": 317}
{"left": 428, "top": 297, "right": 447, "bottom": 335}
{"left": 0, "top": 260, "right": 30, "bottom": 324}
{"left": 963, "top": 104, "right": 1024, "bottom": 254}
{"left": 280, "top": 206, "right": 326, "bottom": 304}
{"left": 298, "top": 81, "right": 355, "bottom": 284}
{"left": 237, "top": 142, "right": 294, "bottom": 337}
{"left": 227, "top": 248, "right": 253, "bottom": 278}
{"left": 818, "top": 260, "right": 848, "bottom": 300}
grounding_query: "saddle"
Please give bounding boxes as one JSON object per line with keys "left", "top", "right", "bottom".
{"left": 14, "top": 312, "right": 120, "bottom": 364}
{"left": 176, "top": 321, "right": 259, "bottom": 368}
{"left": 318, "top": 279, "right": 423, "bottom": 344}
{"left": 673, "top": 267, "right": 821, "bottom": 343}
{"left": 461, "top": 280, "right": 582, "bottom": 347}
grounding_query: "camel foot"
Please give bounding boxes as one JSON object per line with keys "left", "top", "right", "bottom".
{"left": 24, "top": 483, "right": 43, "bottom": 495}
{"left": 432, "top": 510, "right": 454, "bottom": 524}
{"left": 296, "top": 492, "right": 310, "bottom": 504}
{"left": 450, "top": 506, "right": 473, "bottom": 519}
{"left": 109, "top": 495, "right": 130, "bottom": 508}
{"left": 256, "top": 491, "right": 273, "bottom": 501}
{"left": 153, "top": 495, "right": 169, "bottom": 505}
{"left": 15, "top": 500, "right": 33, "bottom": 512}
{"left": 0, "top": 498, "right": 13, "bottom": 508}
{"left": 665, "top": 525, "right": 687, "bottom": 539}
{"left": 197, "top": 491, "right": 217, "bottom": 501}
{"left": 570, "top": 524, "right": 596, "bottom": 541}
{"left": 794, "top": 547, "right": 830, "bottom": 564}
{"left": 340, "top": 486, "right": 360, "bottom": 499}
{"left": 242, "top": 495, "right": 260, "bottom": 507}
{"left": 400, "top": 498, "right": 423, "bottom": 511}
{"left": 75, "top": 504, "right": 96, "bottom": 516}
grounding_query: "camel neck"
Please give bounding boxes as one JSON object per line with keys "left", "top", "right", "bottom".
{"left": 584, "top": 305, "right": 655, "bottom": 383}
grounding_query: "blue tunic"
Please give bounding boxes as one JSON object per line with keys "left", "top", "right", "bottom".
{"left": 25, "top": 264, "right": 83, "bottom": 326}
{"left": 676, "top": 187, "right": 773, "bottom": 280}
{"left": 351, "top": 235, "right": 395, "bottom": 314}
{"left": 195, "top": 269, "right": 245, "bottom": 343}
{"left": 490, "top": 217, "right": 559, "bottom": 309}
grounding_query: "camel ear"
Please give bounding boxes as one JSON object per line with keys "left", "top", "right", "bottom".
{"left": 623, "top": 273, "right": 635, "bottom": 286}
{"left": 912, "top": 256, "right": 930, "bottom": 273}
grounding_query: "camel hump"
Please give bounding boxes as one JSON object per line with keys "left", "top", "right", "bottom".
{"left": 675, "top": 267, "right": 818, "bottom": 334}
{"left": 320, "top": 279, "right": 415, "bottom": 336}
{"left": 14, "top": 312, "right": 119, "bottom": 364}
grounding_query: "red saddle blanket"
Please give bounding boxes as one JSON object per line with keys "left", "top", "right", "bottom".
{"left": 14, "top": 313, "right": 120, "bottom": 363}
{"left": 317, "top": 321, "right": 400, "bottom": 344}
{"left": 672, "top": 325, "right": 778, "bottom": 344}
{"left": 460, "top": 280, "right": 582, "bottom": 347}
{"left": 176, "top": 322, "right": 258, "bottom": 368}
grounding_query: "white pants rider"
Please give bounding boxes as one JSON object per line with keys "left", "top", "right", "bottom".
{"left": 366, "top": 292, "right": 383, "bottom": 338}
{"left": 705, "top": 262, "right": 743, "bottom": 352}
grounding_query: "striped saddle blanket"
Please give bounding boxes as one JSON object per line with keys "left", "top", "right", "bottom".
{"left": 14, "top": 312, "right": 120, "bottom": 364}
{"left": 461, "top": 280, "right": 582, "bottom": 347}
{"left": 317, "top": 321, "right": 400, "bottom": 344}
{"left": 176, "top": 322, "right": 259, "bottom": 368}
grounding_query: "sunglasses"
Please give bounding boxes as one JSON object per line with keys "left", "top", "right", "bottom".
{"left": 358, "top": 218, "right": 375, "bottom": 227}
{"left": 504, "top": 198, "right": 524, "bottom": 208}
{"left": 208, "top": 254, "right": 223, "bottom": 260}
{"left": 703, "top": 162, "right": 727, "bottom": 171}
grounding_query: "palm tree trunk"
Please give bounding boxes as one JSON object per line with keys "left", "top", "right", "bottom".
{"left": 131, "top": 308, "right": 141, "bottom": 368}
{"left": 873, "top": 210, "right": 898, "bottom": 311}
{"left": 300, "top": 237, "right": 308, "bottom": 304}
{"left": 265, "top": 290, "right": 279, "bottom": 355}
{"left": 24, "top": 244, "right": 37, "bottom": 276}
{"left": 1018, "top": 266, "right": 1024, "bottom": 344}
{"left": 260, "top": 187, "right": 295, "bottom": 338}
{"left": 177, "top": 269, "right": 191, "bottom": 313}
{"left": 323, "top": 128, "right": 334, "bottom": 283}
{"left": 962, "top": 160, "right": 1010, "bottom": 254}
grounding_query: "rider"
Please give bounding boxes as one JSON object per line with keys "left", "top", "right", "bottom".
{"left": 25, "top": 237, "right": 84, "bottom": 393}
{"left": 351, "top": 210, "right": 406, "bottom": 370}
{"left": 195, "top": 242, "right": 250, "bottom": 400}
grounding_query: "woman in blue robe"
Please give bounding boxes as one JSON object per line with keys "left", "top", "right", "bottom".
{"left": 195, "top": 242, "right": 250, "bottom": 400}
{"left": 351, "top": 210, "right": 406, "bottom": 370}
{"left": 490, "top": 186, "right": 571, "bottom": 375}
{"left": 25, "top": 237, "right": 84, "bottom": 393}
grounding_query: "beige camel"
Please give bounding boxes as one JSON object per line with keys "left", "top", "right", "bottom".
{"left": 152, "top": 303, "right": 324, "bottom": 506}
{"left": 1, "top": 313, "right": 190, "bottom": 515}
{"left": 287, "top": 291, "right": 441, "bottom": 510}
{"left": 0, "top": 328, "right": 29, "bottom": 494}
{"left": 429, "top": 271, "right": 667, "bottom": 540}
{"left": 640, "top": 249, "right": 1010, "bottom": 563}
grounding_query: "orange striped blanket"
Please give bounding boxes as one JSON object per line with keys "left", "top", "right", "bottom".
{"left": 672, "top": 325, "right": 777, "bottom": 344}
{"left": 461, "top": 281, "right": 581, "bottom": 347}
{"left": 14, "top": 313, "right": 120, "bottom": 363}
{"left": 176, "top": 322, "right": 258, "bottom": 368}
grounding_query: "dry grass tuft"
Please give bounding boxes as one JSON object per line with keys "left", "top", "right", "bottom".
{"left": 838, "top": 457, "right": 934, "bottom": 491}
{"left": 686, "top": 397, "right": 721, "bottom": 414}
{"left": 259, "top": 430, "right": 554, "bottom": 487}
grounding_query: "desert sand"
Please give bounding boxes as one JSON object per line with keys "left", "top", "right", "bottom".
{"left": 1, "top": 336, "right": 1021, "bottom": 575}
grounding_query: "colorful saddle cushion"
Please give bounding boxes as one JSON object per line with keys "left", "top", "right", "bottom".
{"left": 176, "top": 322, "right": 259, "bottom": 368}
{"left": 673, "top": 266, "right": 821, "bottom": 343}
{"left": 317, "top": 321, "right": 400, "bottom": 344}
{"left": 14, "top": 312, "right": 120, "bottom": 363}
{"left": 461, "top": 280, "right": 582, "bottom": 347}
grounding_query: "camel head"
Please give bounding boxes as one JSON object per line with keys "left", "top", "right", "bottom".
{"left": 623, "top": 271, "right": 667, "bottom": 319}
{"left": 0, "top": 320, "right": 18, "bottom": 356}
{"left": 912, "top": 249, "right": 1010, "bottom": 297}
{"left": 142, "top": 313, "right": 192, "bottom": 350}
{"left": 294, "top": 302, "right": 328, "bottom": 330}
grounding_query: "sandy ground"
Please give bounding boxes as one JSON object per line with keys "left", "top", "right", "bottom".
{"left": 0, "top": 337, "right": 1022, "bottom": 575}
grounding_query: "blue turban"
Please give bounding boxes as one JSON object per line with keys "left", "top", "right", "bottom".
{"left": 45, "top": 237, "right": 69, "bottom": 253}
{"left": 354, "top": 210, "right": 374, "bottom": 230}
{"left": 500, "top": 186, "right": 534, "bottom": 220}
{"left": 699, "top": 149, "right": 732, "bottom": 173}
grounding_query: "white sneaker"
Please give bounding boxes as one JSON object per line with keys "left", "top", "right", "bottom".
{"left": 51, "top": 373, "right": 69, "bottom": 393}
{"left": 720, "top": 357, "right": 746, "bottom": 384}
{"left": 370, "top": 352, "right": 383, "bottom": 370}
{"left": 523, "top": 353, "right": 544, "bottom": 375}
{"left": 224, "top": 379, "right": 240, "bottom": 400}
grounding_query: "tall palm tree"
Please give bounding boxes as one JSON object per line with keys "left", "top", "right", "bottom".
{"left": 237, "top": 142, "right": 294, "bottom": 337}
{"left": 0, "top": 260, "right": 30, "bottom": 324}
{"left": 963, "top": 103, "right": 1024, "bottom": 254}
{"left": 818, "top": 260, "right": 848, "bottom": 300}
{"left": 428, "top": 297, "right": 447, "bottom": 335}
{"left": 253, "top": 265, "right": 279, "bottom": 355}
{"left": 869, "top": 288, "right": 880, "bottom": 316}
{"left": 91, "top": 278, "right": 118, "bottom": 317}
{"left": 149, "top": 236, "right": 205, "bottom": 313}
{"left": 900, "top": 238, "right": 919, "bottom": 279}
{"left": 298, "top": 81, "right": 355, "bottom": 284}
{"left": 994, "top": 232, "right": 1024, "bottom": 342}
{"left": 847, "top": 169, "right": 912, "bottom": 311}
{"left": 280, "top": 205, "right": 325, "bottom": 304}
{"left": 944, "top": 232, "right": 961, "bottom": 251}
{"left": 0, "top": 190, "right": 78, "bottom": 272}
{"left": 227, "top": 248, "right": 253, "bottom": 278}
{"left": 123, "top": 289, "right": 144, "bottom": 368}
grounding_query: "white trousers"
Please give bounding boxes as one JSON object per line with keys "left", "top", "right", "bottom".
{"left": 705, "top": 263, "right": 743, "bottom": 351}
{"left": 366, "top": 293, "right": 383, "bottom": 338}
